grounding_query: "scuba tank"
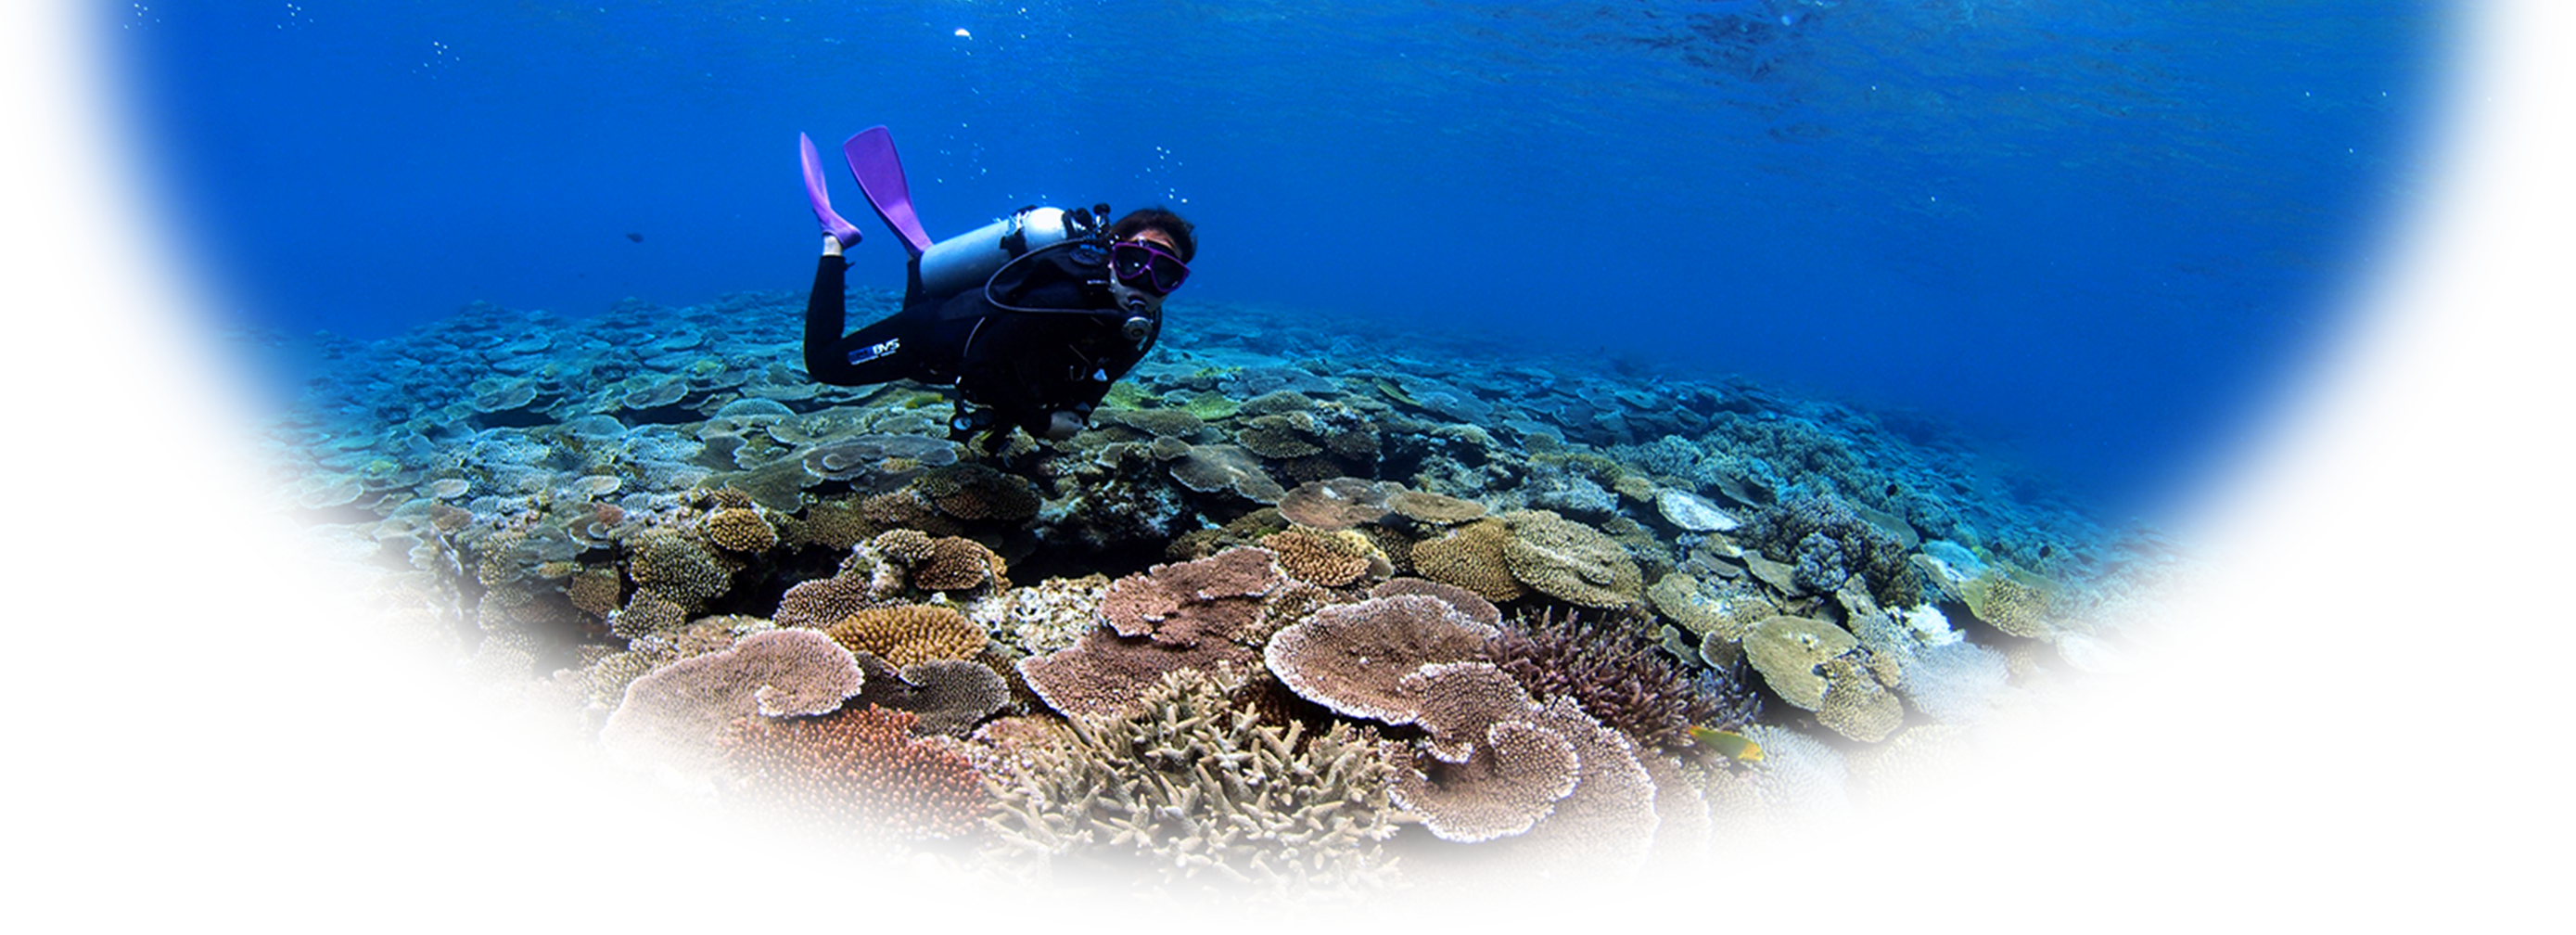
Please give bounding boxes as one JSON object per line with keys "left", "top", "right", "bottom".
{"left": 914, "top": 203, "right": 1110, "bottom": 299}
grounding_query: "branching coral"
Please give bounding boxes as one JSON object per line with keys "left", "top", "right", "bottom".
{"left": 1486, "top": 608, "right": 1724, "bottom": 751}
{"left": 718, "top": 706, "right": 987, "bottom": 841}
{"left": 978, "top": 670, "right": 1402, "bottom": 894}
{"left": 701, "top": 506, "right": 778, "bottom": 553}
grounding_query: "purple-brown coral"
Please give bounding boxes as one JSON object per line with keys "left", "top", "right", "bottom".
{"left": 717, "top": 706, "right": 988, "bottom": 841}
{"left": 1486, "top": 608, "right": 1726, "bottom": 751}
{"left": 1262, "top": 594, "right": 1498, "bottom": 725}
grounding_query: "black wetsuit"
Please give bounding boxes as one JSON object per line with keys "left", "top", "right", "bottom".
{"left": 804, "top": 239, "right": 1155, "bottom": 445}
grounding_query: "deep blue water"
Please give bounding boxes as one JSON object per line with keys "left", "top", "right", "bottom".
{"left": 106, "top": 0, "right": 2439, "bottom": 517}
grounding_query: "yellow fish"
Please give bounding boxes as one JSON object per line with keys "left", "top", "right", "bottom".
{"left": 1688, "top": 726, "right": 1765, "bottom": 762}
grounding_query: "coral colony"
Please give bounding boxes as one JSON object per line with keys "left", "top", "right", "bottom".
{"left": 271, "top": 288, "right": 2179, "bottom": 896}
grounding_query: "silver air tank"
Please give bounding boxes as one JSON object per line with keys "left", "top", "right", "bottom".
{"left": 914, "top": 205, "right": 1077, "bottom": 298}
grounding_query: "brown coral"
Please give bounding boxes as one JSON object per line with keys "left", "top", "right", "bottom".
{"left": 1169, "top": 443, "right": 1287, "bottom": 504}
{"left": 1815, "top": 657, "right": 1905, "bottom": 742}
{"left": 1381, "top": 690, "right": 1659, "bottom": 932}
{"left": 701, "top": 507, "right": 778, "bottom": 553}
{"left": 912, "top": 463, "right": 1040, "bottom": 521}
{"left": 1098, "top": 546, "right": 1282, "bottom": 649}
{"left": 601, "top": 629, "right": 866, "bottom": 772}
{"left": 1262, "top": 594, "right": 1499, "bottom": 725}
{"left": 912, "top": 536, "right": 1005, "bottom": 592}
{"left": 717, "top": 706, "right": 987, "bottom": 841}
{"left": 1742, "top": 615, "right": 1860, "bottom": 711}
{"left": 1411, "top": 518, "right": 1529, "bottom": 604}
{"left": 1261, "top": 528, "right": 1386, "bottom": 588}
{"left": 1016, "top": 626, "right": 1258, "bottom": 719}
{"left": 1277, "top": 477, "right": 1395, "bottom": 532}
{"left": 626, "top": 532, "right": 734, "bottom": 606}
{"left": 1500, "top": 509, "right": 1644, "bottom": 608}
{"left": 566, "top": 566, "right": 623, "bottom": 619}
{"left": 1386, "top": 488, "right": 1486, "bottom": 526}
{"left": 845, "top": 650, "right": 1013, "bottom": 736}
{"left": 826, "top": 605, "right": 988, "bottom": 668}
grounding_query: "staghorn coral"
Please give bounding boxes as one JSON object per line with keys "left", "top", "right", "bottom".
{"left": 701, "top": 506, "right": 778, "bottom": 553}
{"left": 826, "top": 604, "right": 989, "bottom": 668}
{"left": 1741, "top": 726, "right": 1865, "bottom": 854}
{"left": 1487, "top": 608, "right": 1723, "bottom": 751}
{"left": 1855, "top": 721, "right": 1968, "bottom": 824}
{"left": 1260, "top": 528, "right": 1386, "bottom": 588}
{"left": 978, "top": 670, "right": 1402, "bottom": 894}
{"left": 1410, "top": 518, "right": 1529, "bottom": 604}
{"left": 718, "top": 706, "right": 987, "bottom": 841}
{"left": 1499, "top": 509, "right": 1644, "bottom": 608}
{"left": 1263, "top": 594, "right": 1498, "bottom": 725}
{"left": 601, "top": 628, "right": 866, "bottom": 775}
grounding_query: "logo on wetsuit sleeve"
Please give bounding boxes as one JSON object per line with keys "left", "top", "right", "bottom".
{"left": 848, "top": 337, "right": 901, "bottom": 365}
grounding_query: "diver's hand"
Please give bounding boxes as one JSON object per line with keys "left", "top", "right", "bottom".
{"left": 1042, "top": 411, "right": 1085, "bottom": 441}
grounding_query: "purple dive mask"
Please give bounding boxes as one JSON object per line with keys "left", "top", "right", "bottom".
{"left": 1111, "top": 239, "right": 1190, "bottom": 295}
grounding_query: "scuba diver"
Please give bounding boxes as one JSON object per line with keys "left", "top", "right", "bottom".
{"left": 796, "top": 126, "right": 1196, "bottom": 453}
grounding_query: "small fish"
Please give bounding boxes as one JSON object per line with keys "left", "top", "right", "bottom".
{"left": 1688, "top": 726, "right": 1765, "bottom": 762}
{"left": 625, "top": 232, "right": 644, "bottom": 243}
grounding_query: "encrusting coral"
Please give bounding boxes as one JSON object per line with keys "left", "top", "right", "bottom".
{"left": 978, "top": 670, "right": 1402, "bottom": 894}
{"left": 718, "top": 705, "right": 988, "bottom": 841}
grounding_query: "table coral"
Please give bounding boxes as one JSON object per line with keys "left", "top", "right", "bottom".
{"left": 1381, "top": 690, "right": 1659, "bottom": 932}
{"left": 1263, "top": 594, "right": 1498, "bottom": 726}
{"left": 718, "top": 706, "right": 987, "bottom": 841}
{"left": 1367, "top": 577, "right": 1500, "bottom": 628}
{"left": 978, "top": 670, "right": 1401, "bottom": 894}
{"left": 912, "top": 463, "right": 1040, "bottom": 521}
{"left": 1385, "top": 487, "right": 1487, "bottom": 526}
{"left": 844, "top": 650, "right": 1012, "bottom": 736}
{"left": 1499, "top": 509, "right": 1644, "bottom": 608}
{"left": 602, "top": 629, "right": 867, "bottom": 774}
{"left": 1018, "top": 625, "right": 1258, "bottom": 720}
{"left": 1277, "top": 477, "right": 1396, "bottom": 532}
{"left": 1740, "top": 614, "right": 1856, "bottom": 711}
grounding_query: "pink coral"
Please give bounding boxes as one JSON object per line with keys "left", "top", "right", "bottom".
{"left": 601, "top": 629, "right": 866, "bottom": 771}
{"left": 1261, "top": 594, "right": 1498, "bottom": 725}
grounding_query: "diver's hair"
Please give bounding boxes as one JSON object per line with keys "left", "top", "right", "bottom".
{"left": 1109, "top": 207, "right": 1197, "bottom": 263}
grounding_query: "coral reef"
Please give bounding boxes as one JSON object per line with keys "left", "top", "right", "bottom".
{"left": 718, "top": 706, "right": 987, "bottom": 841}
{"left": 979, "top": 671, "right": 1402, "bottom": 894}
{"left": 267, "top": 285, "right": 2155, "bottom": 894}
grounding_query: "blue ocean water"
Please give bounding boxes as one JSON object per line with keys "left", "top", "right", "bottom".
{"left": 107, "top": 0, "right": 2437, "bottom": 517}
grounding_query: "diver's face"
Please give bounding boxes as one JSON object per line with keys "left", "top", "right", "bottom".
{"left": 1123, "top": 229, "right": 1180, "bottom": 254}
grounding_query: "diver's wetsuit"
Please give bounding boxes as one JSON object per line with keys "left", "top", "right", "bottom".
{"left": 804, "top": 238, "right": 1155, "bottom": 445}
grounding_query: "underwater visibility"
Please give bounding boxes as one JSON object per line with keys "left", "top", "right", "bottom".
{"left": 108, "top": 0, "right": 2437, "bottom": 899}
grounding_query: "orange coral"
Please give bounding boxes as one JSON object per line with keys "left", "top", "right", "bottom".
{"left": 826, "top": 605, "right": 988, "bottom": 668}
{"left": 718, "top": 706, "right": 987, "bottom": 841}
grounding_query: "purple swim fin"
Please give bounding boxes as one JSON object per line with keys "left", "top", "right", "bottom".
{"left": 799, "top": 133, "right": 863, "bottom": 249}
{"left": 843, "top": 125, "right": 934, "bottom": 257}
